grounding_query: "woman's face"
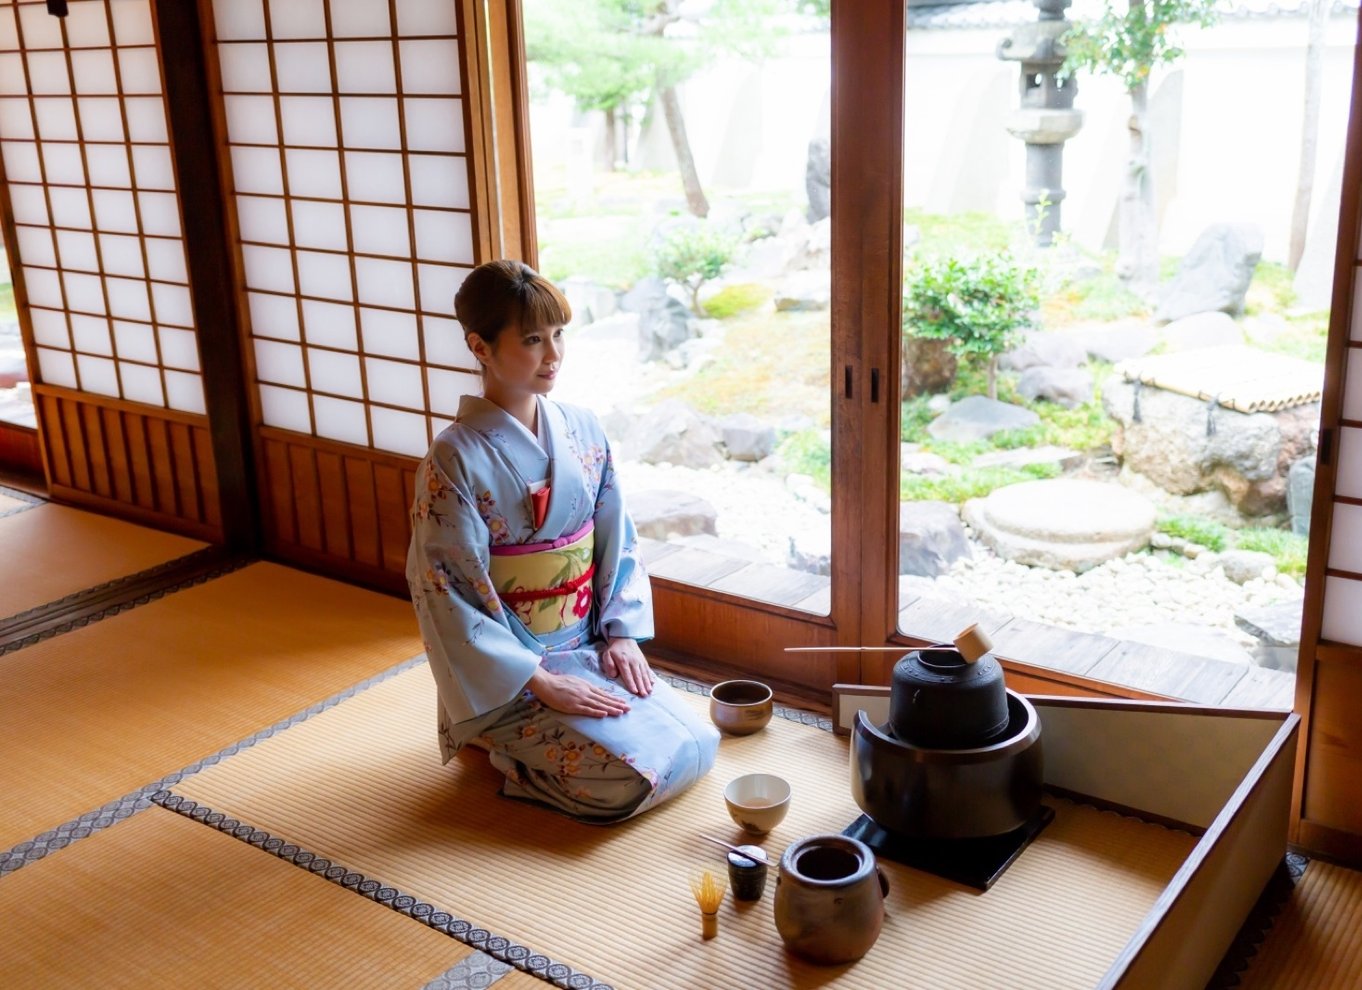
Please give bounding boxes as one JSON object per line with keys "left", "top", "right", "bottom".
{"left": 475, "top": 321, "right": 566, "bottom": 398}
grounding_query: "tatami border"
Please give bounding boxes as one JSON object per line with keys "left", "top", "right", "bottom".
{"left": 0, "top": 484, "right": 43, "bottom": 519}
{"left": 151, "top": 791, "right": 613, "bottom": 990}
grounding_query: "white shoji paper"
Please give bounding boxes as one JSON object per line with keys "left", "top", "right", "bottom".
{"left": 1329, "top": 502, "right": 1362, "bottom": 575}
{"left": 36, "top": 346, "right": 78, "bottom": 388}
{"left": 29, "top": 307, "right": 68, "bottom": 348}
{"left": 105, "top": 275, "right": 151, "bottom": 321}
{"left": 69, "top": 50, "right": 118, "bottom": 95}
{"left": 98, "top": 233, "right": 144, "bottom": 277}
{"left": 370, "top": 404, "right": 427, "bottom": 456}
{"left": 57, "top": 229, "right": 99, "bottom": 272}
{"left": 77, "top": 96, "right": 124, "bottom": 140}
{"left": 1337, "top": 427, "right": 1362, "bottom": 499}
{"left": 8, "top": 182, "right": 49, "bottom": 225}
{"left": 1, "top": 140, "right": 41, "bottom": 181}
{"left": 1346, "top": 349, "right": 1362, "bottom": 422}
{"left": 289, "top": 198, "right": 347, "bottom": 249}
{"left": 1322, "top": 576, "right": 1362, "bottom": 646}
{"left": 16, "top": 224, "right": 56, "bottom": 266}
{"left": 301, "top": 298, "right": 357, "bottom": 349}
{"left": 284, "top": 147, "right": 343, "bottom": 198}
{"left": 259, "top": 382, "right": 312, "bottom": 433}
{"left": 122, "top": 96, "right": 165, "bottom": 141}
{"left": 138, "top": 190, "right": 182, "bottom": 236}
{"left": 33, "top": 96, "right": 76, "bottom": 140}
{"left": 158, "top": 326, "right": 199, "bottom": 370}
{"left": 236, "top": 194, "right": 291, "bottom": 245}
{"left": 0, "top": 55, "right": 24, "bottom": 99}
{"left": 217, "top": 43, "right": 272, "bottom": 93}
{"left": 279, "top": 94, "right": 337, "bottom": 146}
{"left": 61, "top": 270, "right": 106, "bottom": 314}
{"left": 230, "top": 145, "right": 284, "bottom": 195}
{"left": 117, "top": 48, "right": 161, "bottom": 95}
{"left": 400, "top": 97, "right": 465, "bottom": 153}
{"left": 395, "top": 0, "right": 458, "bottom": 36}
{"left": 111, "top": 0, "right": 155, "bottom": 47}
{"left": 426, "top": 367, "right": 467, "bottom": 416}
{"left": 40, "top": 141, "right": 85, "bottom": 184}
{"left": 75, "top": 352, "right": 119, "bottom": 396}
{"left": 151, "top": 282, "right": 194, "bottom": 327}
{"left": 119, "top": 360, "right": 164, "bottom": 406}
{"left": 85, "top": 144, "right": 132, "bottom": 187}
{"left": 254, "top": 338, "right": 307, "bottom": 387}
{"left": 417, "top": 264, "right": 467, "bottom": 314}
{"left": 223, "top": 94, "right": 277, "bottom": 144}
{"left": 213, "top": 0, "right": 265, "bottom": 42}
{"left": 267, "top": 0, "right": 325, "bottom": 39}
{"left": 22, "top": 266, "right": 64, "bottom": 309}
{"left": 358, "top": 306, "right": 419, "bottom": 360}
{"left": 349, "top": 204, "right": 410, "bottom": 258}
{"left": 398, "top": 40, "right": 459, "bottom": 94}
{"left": 330, "top": 0, "right": 391, "bottom": 38}
{"left": 422, "top": 315, "right": 473, "bottom": 369}
{"left": 18, "top": 5, "right": 64, "bottom": 49}
{"left": 64, "top": 1, "right": 111, "bottom": 46}
{"left": 313, "top": 393, "right": 369, "bottom": 446}
{"left": 164, "top": 369, "right": 206, "bottom": 414}
{"left": 113, "top": 319, "right": 158, "bottom": 363}
{"left": 91, "top": 187, "right": 137, "bottom": 232}
{"left": 247, "top": 290, "right": 301, "bottom": 342}
{"left": 273, "top": 42, "right": 332, "bottom": 94}
{"left": 413, "top": 210, "right": 471, "bottom": 264}
{"left": 49, "top": 184, "right": 92, "bottom": 227}
{"left": 307, "top": 346, "right": 363, "bottom": 398}
{"left": 364, "top": 356, "right": 422, "bottom": 408}
{"left": 339, "top": 96, "right": 400, "bottom": 149}
{"left": 143, "top": 237, "right": 187, "bottom": 282}
{"left": 342, "top": 150, "right": 404, "bottom": 203}
{"left": 242, "top": 244, "right": 295, "bottom": 293}
{"left": 334, "top": 41, "right": 395, "bottom": 93}
{"left": 408, "top": 154, "right": 467, "bottom": 209}
{"left": 69, "top": 313, "right": 112, "bottom": 355}
{"left": 354, "top": 255, "right": 414, "bottom": 310}
{"left": 0, "top": 96, "right": 33, "bottom": 138}
{"left": 296, "top": 249, "right": 353, "bottom": 301}
{"left": 0, "top": 9, "right": 16, "bottom": 52}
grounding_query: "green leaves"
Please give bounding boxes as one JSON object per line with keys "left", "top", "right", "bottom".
{"left": 1062, "top": 0, "right": 1218, "bottom": 92}
{"left": 902, "top": 254, "right": 1040, "bottom": 363}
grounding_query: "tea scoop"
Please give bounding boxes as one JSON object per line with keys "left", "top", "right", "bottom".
{"left": 700, "top": 834, "right": 772, "bottom": 866}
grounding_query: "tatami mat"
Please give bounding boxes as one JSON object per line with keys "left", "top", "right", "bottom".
{"left": 0, "top": 805, "right": 472, "bottom": 988}
{"left": 0, "top": 562, "right": 422, "bottom": 849}
{"left": 173, "top": 666, "right": 1197, "bottom": 990}
{"left": 0, "top": 502, "right": 203, "bottom": 617}
{"left": 1237, "top": 861, "right": 1362, "bottom": 989}
{"left": 0, "top": 491, "right": 33, "bottom": 515}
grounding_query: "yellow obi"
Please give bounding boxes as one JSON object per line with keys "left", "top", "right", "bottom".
{"left": 488, "top": 522, "right": 596, "bottom": 635}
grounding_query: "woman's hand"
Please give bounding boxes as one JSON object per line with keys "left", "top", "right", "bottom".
{"left": 601, "top": 637, "right": 655, "bottom": 697}
{"left": 528, "top": 667, "right": 630, "bottom": 718}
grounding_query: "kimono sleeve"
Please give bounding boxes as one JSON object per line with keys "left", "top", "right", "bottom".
{"left": 406, "top": 446, "right": 543, "bottom": 727}
{"left": 591, "top": 433, "right": 655, "bottom": 643}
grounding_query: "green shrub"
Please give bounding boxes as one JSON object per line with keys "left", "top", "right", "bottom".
{"left": 1157, "top": 515, "right": 1229, "bottom": 552}
{"left": 653, "top": 224, "right": 738, "bottom": 316}
{"left": 704, "top": 282, "right": 770, "bottom": 320}
{"left": 900, "top": 463, "right": 1058, "bottom": 503}
{"left": 777, "top": 429, "right": 831, "bottom": 490}
{"left": 1235, "top": 528, "right": 1309, "bottom": 578}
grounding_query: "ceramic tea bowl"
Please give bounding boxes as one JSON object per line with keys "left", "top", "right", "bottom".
{"left": 709, "top": 679, "right": 774, "bottom": 735}
{"left": 724, "top": 772, "right": 791, "bottom": 834}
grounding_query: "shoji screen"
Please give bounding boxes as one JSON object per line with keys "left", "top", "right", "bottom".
{"left": 0, "top": 0, "right": 220, "bottom": 536}
{"left": 206, "top": 0, "right": 483, "bottom": 584}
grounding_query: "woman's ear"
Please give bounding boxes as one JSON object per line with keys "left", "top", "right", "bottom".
{"left": 466, "top": 332, "right": 490, "bottom": 366}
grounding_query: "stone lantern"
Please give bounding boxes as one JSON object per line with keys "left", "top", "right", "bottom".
{"left": 997, "top": 0, "right": 1083, "bottom": 247}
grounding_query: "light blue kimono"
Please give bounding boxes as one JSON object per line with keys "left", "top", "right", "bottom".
{"left": 407, "top": 395, "right": 718, "bottom": 821}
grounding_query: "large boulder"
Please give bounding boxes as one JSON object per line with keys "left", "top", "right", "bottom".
{"left": 1155, "top": 223, "right": 1263, "bottom": 323}
{"left": 1000, "top": 332, "right": 1088, "bottom": 372}
{"left": 1288, "top": 455, "right": 1316, "bottom": 536}
{"left": 1103, "top": 378, "right": 1319, "bottom": 515}
{"left": 773, "top": 270, "right": 830, "bottom": 312}
{"left": 629, "top": 489, "right": 718, "bottom": 540}
{"left": 630, "top": 399, "right": 724, "bottom": 468}
{"left": 1067, "top": 320, "right": 1159, "bottom": 364}
{"left": 637, "top": 296, "right": 698, "bottom": 362}
{"left": 899, "top": 501, "right": 970, "bottom": 577}
{"left": 805, "top": 136, "right": 831, "bottom": 223}
{"left": 788, "top": 527, "right": 831, "bottom": 575}
{"left": 1235, "top": 599, "right": 1303, "bottom": 647}
{"left": 928, "top": 395, "right": 1040, "bottom": 443}
{"left": 720, "top": 412, "right": 776, "bottom": 462}
{"left": 1219, "top": 549, "right": 1277, "bottom": 585}
{"left": 1158, "top": 311, "right": 1244, "bottom": 353}
{"left": 619, "top": 276, "right": 667, "bottom": 313}
{"left": 902, "top": 335, "right": 957, "bottom": 398}
{"left": 962, "top": 478, "right": 1156, "bottom": 572}
{"left": 559, "top": 277, "right": 617, "bottom": 330}
{"left": 1017, "top": 366, "right": 1093, "bottom": 408}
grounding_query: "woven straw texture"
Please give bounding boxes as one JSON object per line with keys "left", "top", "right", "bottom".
{"left": 1238, "top": 861, "right": 1362, "bottom": 989}
{"left": 1, "top": 563, "right": 422, "bottom": 848}
{"left": 174, "top": 665, "right": 1197, "bottom": 990}
{"left": 0, "top": 503, "right": 203, "bottom": 617}
{"left": 0, "top": 806, "right": 472, "bottom": 988}
{"left": 1118, "top": 346, "right": 1322, "bottom": 414}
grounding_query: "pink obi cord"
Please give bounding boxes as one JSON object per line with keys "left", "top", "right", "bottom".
{"left": 488, "top": 521, "right": 594, "bottom": 557}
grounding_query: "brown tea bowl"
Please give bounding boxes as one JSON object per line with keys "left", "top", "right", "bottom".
{"left": 709, "top": 679, "right": 774, "bottom": 735}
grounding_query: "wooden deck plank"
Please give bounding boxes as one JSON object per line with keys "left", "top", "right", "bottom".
{"left": 1085, "top": 641, "right": 1248, "bottom": 704}
{"left": 708, "top": 562, "right": 829, "bottom": 609}
{"left": 791, "top": 583, "right": 832, "bottom": 615}
{"left": 897, "top": 597, "right": 1013, "bottom": 646}
{"left": 987, "top": 617, "right": 1117, "bottom": 676}
{"left": 1218, "top": 666, "right": 1296, "bottom": 709}
{"left": 639, "top": 537, "right": 683, "bottom": 567}
{"left": 647, "top": 546, "right": 749, "bottom": 586}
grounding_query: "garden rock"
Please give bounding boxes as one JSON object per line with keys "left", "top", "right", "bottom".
{"left": 560, "top": 277, "right": 617, "bottom": 330}
{"left": 788, "top": 528, "right": 831, "bottom": 575}
{"left": 927, "top": 396, "right": 1040, "bottom": 443}
{"left": 901, "top": 444, "right": 953, "bottom": 476}
{"left": 575, "top": 311, "right": 639, "bottom": 343}
{"left": 637, "top": 296, "right": 697, "bottom": 362}
{"left": 805, "top": 135, "right": 831, "bottom": 222}
{"left": 1017, "top": 366, "right": 1093, "bottom": 408}
{"left": 1068, "top": 321, "right": 1159, "bottom": 363}
{"left": 1234, "top": 599, "right": 1303, "bottom": 647}
{"left": 740, "top": 232, "right": 806, "bottom": 280}
{"left": 1155, "top": 222, "right": 1263, "bottom": 323}
{"left": 1105, "top": 622, "right": 1255, "bottom": 665}
{"left": 1219, "top": 549, "right": 1277, "bottom": 585}
{"left": 620, "top": 276, "right": 667, "bottom": 313}
{"left": 961, "top": 478, "right": 1156, "bottom": 572}
{"left": 1000, "top": 332, "right": 1088, "bottom": 372}
{"left": 899, "top": 501, "right": 970, "bottom": 577}
{"left": 795, "top": 217, "right": 831, "bottom": 271}
{"left": 629, "top": 489, "right": 718, "bottom": 540}
{"left": 902, "top": 335, "right": 957, "bottom": 397}
{"left": 1288, "top": 455, "right": 1316, "bottom": 536}
{"left": 1158, "top": 311, "right": 1244, "bottom": 352}
{"left": 630, "top": 400, "right": 724, "bottom": 468}
{"left": 773, "top": 270, "right": 830, "bottom": 312}
{"left": 720, "top": 412, "right": 776, "bottom": 462}
{"left": 972, "top": 445, "right": 1083, "bottom": 472}
{"left": 1104, "top": 378, "right": 1319, "bottom": 515}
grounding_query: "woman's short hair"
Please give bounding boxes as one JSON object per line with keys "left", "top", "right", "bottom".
{"left": 453, "top": 259, "right": 572, "bottom": 348}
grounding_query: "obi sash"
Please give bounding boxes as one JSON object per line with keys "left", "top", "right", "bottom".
{"left": 489, "top": 522, "right": 595, "bottom": 636}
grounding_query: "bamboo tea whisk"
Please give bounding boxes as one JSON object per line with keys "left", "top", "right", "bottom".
{"left": 689, "top": 869, "right": 726, "bottom": 939}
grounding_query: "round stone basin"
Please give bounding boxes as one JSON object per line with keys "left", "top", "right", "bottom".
{"left": 962, "top": 479, "right": 1157, "bottom": 573}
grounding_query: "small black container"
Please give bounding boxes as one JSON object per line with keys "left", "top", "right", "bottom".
{"left": 727, "top": 849, "right": 769, "bottom": 901}
{"left": 889, "top": 647, "right": 1008, "bottom": 749}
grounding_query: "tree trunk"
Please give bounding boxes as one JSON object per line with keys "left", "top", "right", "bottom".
{"left": 1118, "top": 78, "right": 1159, "bottom": 300}
{"left": 1289, "top": 0, "right": 1329, "bottom": 272}
{"left": 604, "top": 106, "right": 619, "bottom": 172}
{"left": 987, "top": 355, "right": 998, "bottom": 402}
{"left": 658, "top": 81, "right": 709, "bottom": 218}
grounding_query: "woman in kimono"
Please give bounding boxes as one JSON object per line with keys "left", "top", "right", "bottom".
{"left": 407, "top": 260, "right": 719, "bottom": 822}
